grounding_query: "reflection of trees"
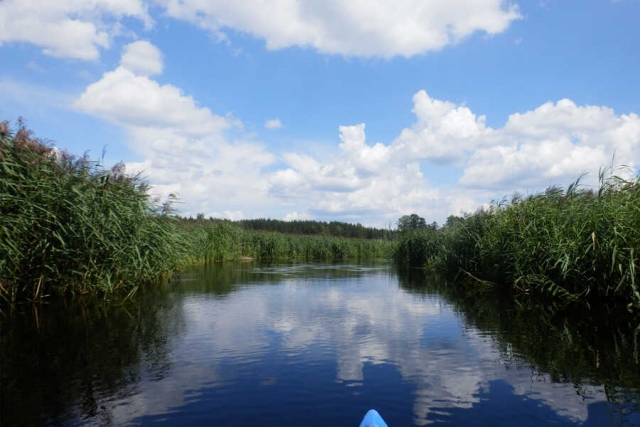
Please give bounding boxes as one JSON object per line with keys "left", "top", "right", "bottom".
{"left": 175, "top": 261, "right": 392, "bottom": 296}
{"left": 9, "top": 262, "right": 638, "bottom": 425}
{"left": 398, "top": 268, "right": 640, "bottom": 406}
{"left": 0, "top": 289, "right": 184, "bottom": 426}
{"left": 0, "top": 261, "right": 390, "bottom": 425}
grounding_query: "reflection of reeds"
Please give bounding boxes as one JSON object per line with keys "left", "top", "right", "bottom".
{"left": 395, "top": 170, "right": 640, "bottom": 307}
{"left": 0, "top": 292, "right": 181, "bottom": 426}
{"left": 398, "top": 270, "right": 640, "bottom": 408}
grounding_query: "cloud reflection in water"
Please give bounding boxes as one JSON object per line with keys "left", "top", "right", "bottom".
{"left": 109, "top": 264, "right": 609, "bottom": 425}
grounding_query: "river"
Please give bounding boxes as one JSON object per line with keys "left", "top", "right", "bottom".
{"left": 1, "top": 261, "right": 639, "bottom": 426}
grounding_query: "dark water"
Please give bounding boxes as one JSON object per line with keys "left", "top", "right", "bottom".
{"left": 1, "top": 262, "right": 640, "bottom": 426}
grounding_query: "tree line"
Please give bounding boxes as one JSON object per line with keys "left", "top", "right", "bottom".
{"left": 177, "top": 216, "right": 396, "bottom": 240}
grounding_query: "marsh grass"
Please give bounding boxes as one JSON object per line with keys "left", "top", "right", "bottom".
{"left": 395, "top": 170, "right": 640, "bottom": 306}
{"left": 186, "top": 223, "right": 394, "bottom": 262}
{"left": 0, "top": 122, "right": 192, "bottom": 302}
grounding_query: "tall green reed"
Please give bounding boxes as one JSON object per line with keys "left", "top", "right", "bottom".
{"left": 0, "top": 122, "right": 191, "bottom": 302}
{"left": 395, "top": 170, "right": 640, "bottom": 307}
{"left": 183, "top": 223, "right": 394, "bottom": 263}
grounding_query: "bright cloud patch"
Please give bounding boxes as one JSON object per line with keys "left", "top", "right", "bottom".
{"left": 264, "top": 119, "right": 282, "bottom": 129}
{"left": 268, "top": 93, "right": 640, "bottom": 224}
{"left": 461, "top": 100, "right": 640, "bottom": 189}
{"left": 268, "top": 124, "right": 458, "bottom": 223}
{"left": 393, "top": 91, "right": 489, "bottom": 164}
{"left": 0, "top": 0, "right": 151, "bottom": 60}
{"left": 75, "top": 67, "right": 229, "bottom": 134}
{"left": 121, "top": 41, "right": 163, "bottom": 76}
{"left": 74, "top": 41, "right": 275, "bottom": 219}
{"left": 158, "top": 0, "right": 522, "bottom": 57}
{"left": 284, "top": 211, "right": 312, "bottom": 221}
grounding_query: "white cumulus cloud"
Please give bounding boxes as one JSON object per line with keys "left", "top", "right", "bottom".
{"left": 121, "top": 40, "right": 163, "bottom": 76}
{"left": 74, "top": 66, "right": 230, "bottom": 135}
{"left": 268, "top": 92, "right": 640, "bottom": 225}
{"left": 73, "top": 41, "right": 275, "bottom": 219}
{"left": 0, "top": 0, "right": 151, "bottom": 60}
{"left": 268, "top": 124, "right": 456, "bottom": 224}
{"left": 461, "top": 99, "right": 640, "bottom": 189}
{"left": 393, "top": 90, "right": 490, "bottom": 165}
{"left": 156, "top": 0, "right": 522, "bottom": 58}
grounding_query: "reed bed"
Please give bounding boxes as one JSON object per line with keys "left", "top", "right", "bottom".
{"left": 0, "top": 123, "right": 193, "bottom": 302}
{"left": 186, "top": 222, "right": 394, "bottom": 262}
{"left": 395, "top": 171, "right": 640, "bottom": 307}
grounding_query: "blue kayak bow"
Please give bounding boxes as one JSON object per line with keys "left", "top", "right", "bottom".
{"left": 359, "top": 409, "right": 389, "bottom": 427}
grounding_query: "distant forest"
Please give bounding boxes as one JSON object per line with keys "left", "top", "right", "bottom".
{"left": 178, "top": 216, "right": 396, "bottom": 240}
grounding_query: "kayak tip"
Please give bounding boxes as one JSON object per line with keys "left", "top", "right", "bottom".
{"left": 359, "top": 409, "right": 389, "bottom": 427}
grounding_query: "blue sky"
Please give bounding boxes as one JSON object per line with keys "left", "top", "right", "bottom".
{"left": 1, "top": 0, "right": 639, "bottom": 227}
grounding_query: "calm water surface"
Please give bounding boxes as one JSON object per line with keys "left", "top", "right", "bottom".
{"left": 1, "top": 261, "right": 639, "bottom": 426}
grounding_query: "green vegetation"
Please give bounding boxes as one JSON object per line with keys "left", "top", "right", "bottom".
{"left": 0, "top": 121, "right": 193, "bottom": 302}
{"left": 395, "top": 173, "right": 640, "bottom": 307}
{"left": 397, "top": 213, "right": 437, "bottom": 234}
{"left": 181, "top": 221, "right": 393, "bottom": 263}
{"left": 0, "top": 121, "right": 392, "bottom": 303}
{"left": 236, "top": 218, "right": 394, "bottom": 239}
{"left": 178, "top": 218, "right": 395, "bottom": 262}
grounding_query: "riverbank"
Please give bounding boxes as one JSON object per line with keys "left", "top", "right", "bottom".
{"left": 183, "top": 222, "right": 394, "bottom": 263}
{"left": 0, "top": 122, "right": 392, "bottom": 303}
{"left": 3, "top": 121, "right": 640, "bottom": 308}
